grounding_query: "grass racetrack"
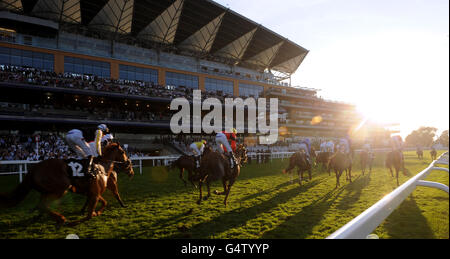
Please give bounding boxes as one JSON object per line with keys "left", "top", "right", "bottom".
{"left": 0, "top": 151, "right": 448, "bottom": 239}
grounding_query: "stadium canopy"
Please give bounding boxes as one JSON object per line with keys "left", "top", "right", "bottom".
{"left": 0, "top": 0, "right": 309, "bottom": 75}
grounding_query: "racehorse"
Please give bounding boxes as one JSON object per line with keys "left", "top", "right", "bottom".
{"left": 282, "top": 150, "right": 312, "bottom": 185}
{"left": 170, "top": 155, "right": 198, "bottom": 188}
{"left": 196, "top": 144, "right": 247, "bottom": 206}
{"left": 0, "top": 143, "right": 134, "bottom": 226}
{"left": 316, "top": 151, "right": 333, "bottom": 174}
{"left": 360, "top": 150, "right": 374, "bottom": 176}
{"left": 385, "top": 150, "right": 405, "bottom": 186}
{"left": 76, "top": 162, "right": 130, "bottom": 213}
{"left": 430, "top": 149, "right": 437, "bottom": 161}
{"left": 328, "top": 152, "right": 353, "bottom": 188}
{"left": 416, "top": 149, "right": 424, "bottom": 159}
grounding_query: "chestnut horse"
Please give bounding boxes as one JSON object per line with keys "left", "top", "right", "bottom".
{"left": 0, "top": 143, "right": 133, "bottom": 225}
{"left": 170, "top": 155, "right": 198, "bottom": 188}
{"left": 328, "top": 152, "right": 353, "bottom": 188}
{"left": 385, "top": 150, "right": 406, "bottom": 186}
{"left": 282, "top": 150, "right": 312, "bottom": 185}
{"left": 76, "top": 161, "right": 131, "bottom": 213}
{"left": 196, "top": 144, "right": 247, "bottom": 206}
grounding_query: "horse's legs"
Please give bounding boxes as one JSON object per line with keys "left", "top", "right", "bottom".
{"left": 107, "top": 183, "right": 126, "bottom": 208}
{"left": 96, "top": 196, "right": 107, "bottom": 216}
{"left": 85, "top": 195, "right": 100, "bottom": 218}
{"left": 224, "top": 179, "right": 236, "bottom": 206}
{"left": 388, "top": 167, "right": 394, "bottom": 177}
{"left": 180, "top": 168, "right": 187, "bottom": 187}
{"left": 37, "top": 194, "right": 67, "bottom": 225}
{"left": 335, "top": 169, "right": 340, "bottom": 188}
{"left": 348, "top": 167, "right": 352, "bottom": 183}
{"left": 197, "top": 180, "right": 203, "bottom": 205}
{"left": 81, "top": 199, "right": 88, "bottom": 214}
{"left": 361, "top": 161, "right": 365, "bottom": 176}
{"left": 214, "top": 178, "right": 227, "bottom": 196}
{"left": 298, "top": 168, "right": 302, "bottom": 186}
{"left": 188, "top": 170, "right": 197, "bottom": 188}
{"left": 283, "top": 162, "right": 295, "bottom": 175}
{"left": 204, "top": 181, "right": 211, "bottom": 200}
{"left": 396, "top": 169, "right": 400, "bottom": 186}
{"left": 107, "top": 172, "right": 126, "bottom": 208}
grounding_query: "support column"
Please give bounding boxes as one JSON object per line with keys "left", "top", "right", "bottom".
{"left": 158, "top": 68, "right": 166, "bottom": 86}
{"left": 54, "top": 53, "right": 65, "bottom": 74}
{"left": 233, "top": 79, "right": 239, "bottom": 97}
{"left": 199, "top": 75, "right": 205, "bottom": 92}
{"left": 110, "top": 61, "right": 119, "bottom": 80}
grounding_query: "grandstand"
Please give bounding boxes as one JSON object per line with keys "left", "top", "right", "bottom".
{"left": 0, "top": 0, "right": 391, "bottom": 155}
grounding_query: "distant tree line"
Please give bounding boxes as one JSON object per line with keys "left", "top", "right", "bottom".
{"left": 405, "top": 127, "right": 449, "bottom": 148}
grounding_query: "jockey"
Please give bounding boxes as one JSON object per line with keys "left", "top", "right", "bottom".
{"left": 102, "top": 133, "right": 114, "bottom": 147}
{"left": 189, "top": 140, "right": 207, "bottom": 169}
{"left": 390, "top": 135, "right": 403, "bottom": 152}
{"left": 320, "top": 140, "right": 327, "bottom": 153}
{"left": 362, "top": 140, "right": 373, "bottom": 158}
{"left": 338, "top": 134, "right": 352, "bottom": 158}
{"left": 362, "top": 141, "right": 372, "bottom": 153}
{"left": 65, "top": 124, "right": 109, "bottom": 178}
{"left": 416, "top": 144, "right": 422, "bottom": 152}
{"left": 93, "top": 124, "right": 110, "bottom": 157}
{"left": 299, "top": 137, "right": 312, "bottom": 165}
{"left": 326, "top": 139, "right": 335, "bottom": 153}
{"left": 89, "top": 133, "right": 114, "bottom": 157}
{"left": 65, "top": 129, "right": 92, "bottom": 159}
{"left": 390, "top": 134, "right": 405, "bottom": 168}
{"left": 216, "top": 128, "right": 237, "bottom": 168}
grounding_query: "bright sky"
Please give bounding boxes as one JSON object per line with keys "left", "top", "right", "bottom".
{"left": 215, "top": 0, "right": 449, "bottom": 139}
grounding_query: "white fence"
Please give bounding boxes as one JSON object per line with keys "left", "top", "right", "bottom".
{"left": 327, "top": 151, "right": 449, "bottom": 239}
{"left": 0, "top": 155, "right": 182, "bottom": 182}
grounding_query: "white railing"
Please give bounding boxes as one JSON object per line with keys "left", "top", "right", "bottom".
{"left": 0, "top": 155, "right": 182, "bottom": 182}
{"left": 327, "top": 152, "right": 449, "bottom": 239}
{"left": 247, "top": 152, "right": 294, "bottom": 162}
{"left": 0, "top": 152, "right": 300, "bottom": 182}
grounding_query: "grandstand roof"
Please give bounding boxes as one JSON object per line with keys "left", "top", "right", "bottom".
{"left": 1, "top": 0, "right": 309, "bottom": 74}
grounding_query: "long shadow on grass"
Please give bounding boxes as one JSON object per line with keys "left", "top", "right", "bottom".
{"left": 238, "top": 180, "right": 294, "bottom": 203}
{"left": 166, "top": 178, "right": 323, "bottom": 239}
{"left": 117, "top": 161, "right": 289, "bottom": 200}
{"left": 381, "top": 196, "right": 436, "bottom": 239}
{"left": 334, "top": 174, "right": 371, "bottom": 211}
{"left": 261, "top": 186, "right": 347, "bottom": 239}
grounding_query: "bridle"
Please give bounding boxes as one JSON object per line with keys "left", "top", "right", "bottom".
{"left": 101, "top": 145, "right": 133, "bottom": 173}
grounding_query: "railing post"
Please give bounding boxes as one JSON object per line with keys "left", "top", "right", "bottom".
{"left": 19, "top": 164, "right": 23, "bottom": 183}
{"left": 139, "top": 159, "right": 142, "bottom": 175}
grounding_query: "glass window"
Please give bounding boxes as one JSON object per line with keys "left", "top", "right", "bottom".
{"left": 239, "top": 83, "right": 264, "bottom": 98}
{"left": 0, "top": 47, "right": 54, "bottom": 71}
{"left": 64, "top": 56, "right": 110, "bottom": 77}
{"left": 119, "top": 64, "right": 158, "bottom": 84}
{"left": 205, "top": 77, "right": 234, "bottom": 95}
{"left": 166, "top": 71, "right": 198, "bottom": 89}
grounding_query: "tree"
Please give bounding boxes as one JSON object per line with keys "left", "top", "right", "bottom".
{"left": 436, "top": 130, "right": 449, "bottom": 147}
{"left": 405, "top": 127, "right": 438, "bottom": 147}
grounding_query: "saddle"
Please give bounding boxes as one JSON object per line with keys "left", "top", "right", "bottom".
{"left": 65, "top": 158, "right": 98, "bottom": 179}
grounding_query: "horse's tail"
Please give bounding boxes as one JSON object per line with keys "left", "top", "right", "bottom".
{"left": 0, "top": 172, "right": 33, "bottom": 208}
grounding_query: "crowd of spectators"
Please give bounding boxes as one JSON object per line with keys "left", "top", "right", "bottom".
{"left": 0, "top": 133, "right": 75, "bottom": 161}
{"left": 0, "top": 65, "right": 242, "bottom": 102}
{"left": 0, "top": 101, "right": 172, "bottom": 122}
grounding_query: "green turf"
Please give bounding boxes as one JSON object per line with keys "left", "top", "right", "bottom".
{"left": 0, "top": 151, "right": 448, "bottom": 239}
